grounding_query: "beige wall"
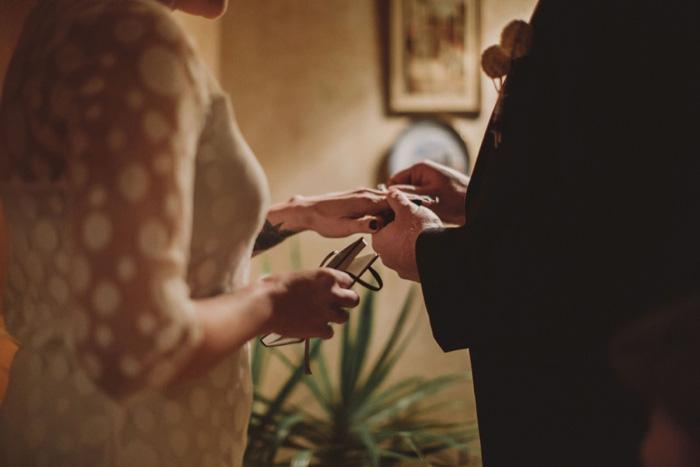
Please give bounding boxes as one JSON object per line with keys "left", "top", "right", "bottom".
{"left": 221, "top": 0, "right": 537, "bottom": 198}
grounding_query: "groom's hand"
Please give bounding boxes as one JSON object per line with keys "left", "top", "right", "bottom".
{"left": 371, "top": 189, "right": 442, "bottom": 282}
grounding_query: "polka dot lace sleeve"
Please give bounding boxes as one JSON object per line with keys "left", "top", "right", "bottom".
{"left": 51, "top": 3, "right": 209, "bottom": 399}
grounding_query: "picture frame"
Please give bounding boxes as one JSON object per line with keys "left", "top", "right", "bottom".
{"left": 388, "top": 0, "right": 481, "bottom": 116}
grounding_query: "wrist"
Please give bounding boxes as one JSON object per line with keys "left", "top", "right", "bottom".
{"left": 240, "top": 279, "right": 277, "bottom": 336}
{"left": 267, "top": 196, "right": 308, "bottom": 233}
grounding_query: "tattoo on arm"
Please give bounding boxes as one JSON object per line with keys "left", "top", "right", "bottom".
{"left": 253, "top": 220, "right": 297, "bottom": 254}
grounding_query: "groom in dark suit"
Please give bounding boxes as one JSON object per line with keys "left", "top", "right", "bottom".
{"left": 373, "top": 0, "right": 700, "bottom": 465}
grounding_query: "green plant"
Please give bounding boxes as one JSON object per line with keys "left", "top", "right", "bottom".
{"left": 245, "top": 282, "right": 479, "bottom": 466}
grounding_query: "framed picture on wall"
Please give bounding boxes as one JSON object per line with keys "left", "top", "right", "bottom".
{"left": 388, "top": 0, "right": 480, "bottom": 115}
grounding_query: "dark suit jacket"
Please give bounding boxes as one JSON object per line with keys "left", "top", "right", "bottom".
{"left": 416, "top": 0, "right": 700, "bottom": 465}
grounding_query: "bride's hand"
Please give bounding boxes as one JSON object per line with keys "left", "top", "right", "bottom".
{"left": 253, "top": 187, "right": 436, "bottom": 255}
{"left": 257, "top": 268, "right": 358, "bottom": 339}
{"left": 267, "top": 187, "right": 391, "bottom": 238}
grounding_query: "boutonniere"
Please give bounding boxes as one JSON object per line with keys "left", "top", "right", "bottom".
{"left": 481, "top": 20, "right": 533, "bottom": 148}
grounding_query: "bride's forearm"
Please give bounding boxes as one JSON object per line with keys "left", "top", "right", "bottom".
{"left": 252, "top": 197, "right": 307, "bottom": 255}
{"left": 252, "top": 188, "right": 391, "bottom": 256}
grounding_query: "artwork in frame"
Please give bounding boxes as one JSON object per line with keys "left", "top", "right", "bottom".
{"left": 389, "top": 0, "right": 480, "bottom": 115}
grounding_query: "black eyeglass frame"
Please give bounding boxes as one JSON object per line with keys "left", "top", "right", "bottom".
{"left": 259, "top": 237, "right": 382, "bottom": 348}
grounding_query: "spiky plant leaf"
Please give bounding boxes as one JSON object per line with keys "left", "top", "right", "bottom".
{"left": 290, "top": 449, "right": 313, "bottom": 467}
{"left": 246, "top": 263, "right": 480, "bottom": 466}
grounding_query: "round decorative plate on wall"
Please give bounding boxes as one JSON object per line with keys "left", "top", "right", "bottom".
{"left": 387, "top": 120, "right": 470, "bottom": 176}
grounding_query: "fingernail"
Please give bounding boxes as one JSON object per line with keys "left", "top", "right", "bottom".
{"left": 369, "top": 219, "right": 378, "bottom": 230}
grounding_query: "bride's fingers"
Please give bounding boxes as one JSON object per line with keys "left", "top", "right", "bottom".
{"left": 326, "top": 215, "right": 387, "bottom": 234}
{"left": 329, "top": 307, "right": 349, "bottom": 324}
{"left": 386, "top": 183, "right": 419, "bottom": 193}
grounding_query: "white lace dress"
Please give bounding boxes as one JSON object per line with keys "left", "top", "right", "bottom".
{"left": 0, "top": 0, "right": 269, "bottom": 464}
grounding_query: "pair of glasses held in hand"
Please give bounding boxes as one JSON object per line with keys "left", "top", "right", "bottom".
{"left": 260, "top": 237, "right": 382, "bottom": 374}
{"left": 260, "top": 237, "right": 382, "bottom": 349}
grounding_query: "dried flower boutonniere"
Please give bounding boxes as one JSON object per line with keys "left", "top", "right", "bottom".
{"left": 481, "top": 20, "right": 533, "bottom": 147}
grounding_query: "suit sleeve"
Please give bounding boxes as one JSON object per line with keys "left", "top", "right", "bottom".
{"left": 416, "top": 0, "right": 700, "bottom": 352}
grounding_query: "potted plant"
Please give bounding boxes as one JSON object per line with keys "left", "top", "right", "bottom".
{"left": 245, "top": 280, "right": 480, "bottom": 466}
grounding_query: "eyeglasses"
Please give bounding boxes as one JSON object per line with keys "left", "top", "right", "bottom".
{"left": 260, "top": 237, "right": 382, "bottom": 347}
{"left": 259, "top": 237, "right": 382, "bottom": 373}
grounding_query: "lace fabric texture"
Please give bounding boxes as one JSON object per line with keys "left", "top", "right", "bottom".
{"left": 0, "top": 0, "right": 269, "bottom": 464}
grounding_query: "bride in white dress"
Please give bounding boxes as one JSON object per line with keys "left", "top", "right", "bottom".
{"left": 0, "top": 0, "right": 390, "bottom": 464}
